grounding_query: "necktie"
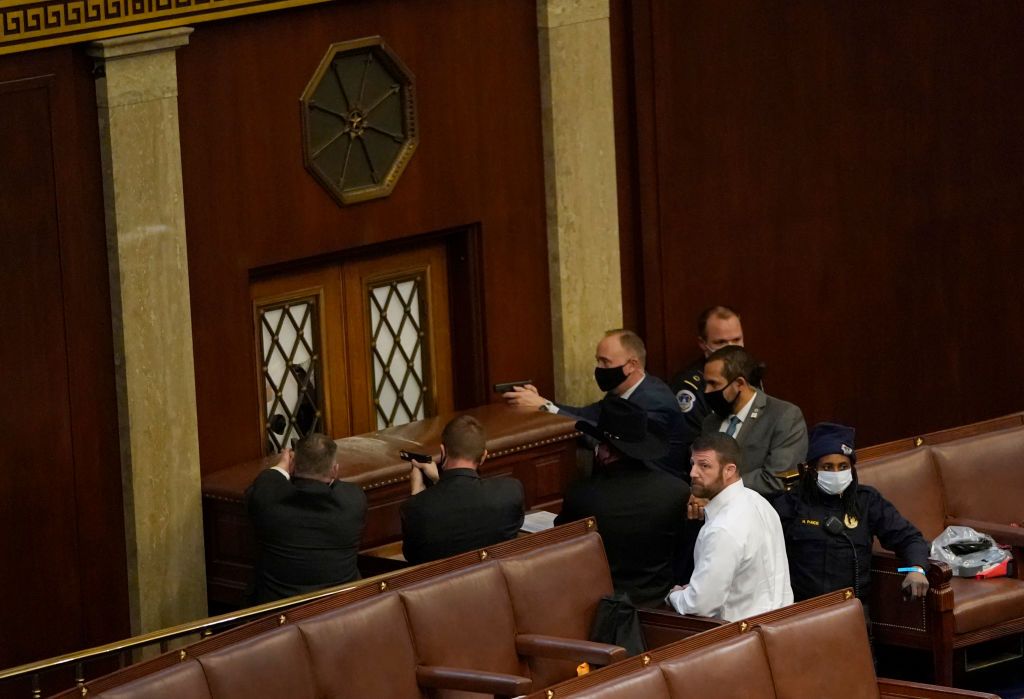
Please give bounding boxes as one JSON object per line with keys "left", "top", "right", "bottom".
{"left": 726, "top": 416, "right": 740, "bottom": 437}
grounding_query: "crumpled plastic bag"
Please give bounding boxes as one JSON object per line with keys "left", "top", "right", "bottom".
{"left": 930, "top": 525, "right": 1010, "bottom": 577}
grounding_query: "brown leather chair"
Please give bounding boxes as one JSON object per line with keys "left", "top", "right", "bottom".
{"left": 565, "top": 668, "right": 670, "bottom": 699}
{"left": 526, "top": 597, "right": 1000, "bottom": 699}
{"left": 93, "top": 661, "right": 212, "bottom": 699}
{"left": 858, "top": 434, "right": 1024, "bottom": 686}
{"left": 499, "top": 529, "right": 622, "bottom": 687}
{"left": 399, "top": 559, "right": 627, "bottom": 699}
{"left": 659, "top": 634, "right": 775, "bottom": 699}
{"left": 297, "top": 593, "right": 425, "bottom": 699}
{"left": 399, "top": 563, "right": 533, "bottom": 698}
{"left": 759, "top": 600, "right": 879, "bottom": 699}
{"left": 197, "top": 626, "right": 317, "bottom": 699}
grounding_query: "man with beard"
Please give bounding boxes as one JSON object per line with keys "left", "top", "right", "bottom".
{"left": 700, "top": 345, "right": 807, "bottom": 495}
{"left": 667, "top": 432, "right": 792, "bottom": 621}
{"left": 771, "top": 422, "right": 929, "bottom": 604}
{"left": 555, "top": 396, "right": 689, "bottom": 607}
{"left": 504, "top": 329, "right": 685, "bottom": 477}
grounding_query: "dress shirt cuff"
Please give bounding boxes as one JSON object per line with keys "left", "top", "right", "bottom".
{"left": 666, "top": 589, "right": 686, "bottom": 614}
{"left": 541, "top": 402, "right": 559, "bottom": 414}
{"left": 271, "top": 465, "right": 291, "bottom": 480}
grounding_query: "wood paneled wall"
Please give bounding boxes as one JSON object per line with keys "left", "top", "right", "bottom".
{"left": 0, "top": 47, "right": 129, "bottom": 679}
{"left": 177, "top": 0, "right": 552, "bottom": 474}
{"left": 614, "top": 0, "right": 1024, "bottom": 445}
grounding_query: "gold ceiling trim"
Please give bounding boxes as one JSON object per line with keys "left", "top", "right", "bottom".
{"left": 0, "top": 0, "right": 334, "bottom": 55}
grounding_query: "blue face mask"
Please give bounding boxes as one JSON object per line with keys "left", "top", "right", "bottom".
{"left": 816, "top": 469, "right": 853, "bottom": 496}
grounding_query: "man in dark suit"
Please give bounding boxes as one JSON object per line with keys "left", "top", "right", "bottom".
{"left": 246, "top": 433, "right": 367, "bottom": 603}
{"left": 699, "top": 345, "right": 807, "bottom": 495}
{"left": 670, "top": 305, "right": 748, "bottom": 456}
{"left": 503, "top": 329, "right": 685, "bottom": 477}
{"left": 556, "top": 396, "right": 690, "bottom": 607}
{"left": 401, "top": 415, "right": 525, "bottom": 564}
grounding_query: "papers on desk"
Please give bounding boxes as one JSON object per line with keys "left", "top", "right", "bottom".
{"left": 521, "top": 510, "right": 558, "bottom": 533}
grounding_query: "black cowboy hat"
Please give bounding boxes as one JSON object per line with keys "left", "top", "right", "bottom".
{"left": 576, "top": 396, "right": 669, "bottom": 461}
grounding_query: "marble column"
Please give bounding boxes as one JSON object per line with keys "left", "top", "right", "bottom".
{"left": 88, "top": 27, "right": 207, "bottom": 635}
{"left": 537, "top": 0, "right": 623, "bottom": 405}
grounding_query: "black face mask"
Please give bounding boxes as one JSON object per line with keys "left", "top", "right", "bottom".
{"left": 594, "top": 364, "right": 628, "bottom": 393}
{"left": 705, "top": 380, "right": 737, "bottom": 419}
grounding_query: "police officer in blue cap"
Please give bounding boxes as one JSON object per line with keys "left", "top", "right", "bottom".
{"left": 771, "top": 422, "right": 930, "bottom": 603}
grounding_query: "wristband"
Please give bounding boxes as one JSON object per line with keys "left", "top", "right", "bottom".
{"left": 898, "top": 566, "right": 925, "bottom": 574}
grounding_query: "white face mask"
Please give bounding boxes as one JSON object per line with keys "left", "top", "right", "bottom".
{"left": 816, "top": 470, "right": 853, "bottom": 496}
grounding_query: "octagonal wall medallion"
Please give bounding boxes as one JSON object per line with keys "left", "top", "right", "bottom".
{"left": 300, "top": 36, "right": 418, "bottom": 206}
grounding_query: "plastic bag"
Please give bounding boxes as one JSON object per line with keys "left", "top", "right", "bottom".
{"left": 930, "top": 525, "right": 1010, "bottom": 578}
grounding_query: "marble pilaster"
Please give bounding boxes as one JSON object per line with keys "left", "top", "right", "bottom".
{"left": 88, "top": 27, "right": 207, "bottom": 634}
{"left": 537, "top": 0, "right": 623, "bottom": 405}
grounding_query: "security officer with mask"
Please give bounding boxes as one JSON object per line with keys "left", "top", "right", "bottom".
{"left": 771, "top": 422, "right": 930, "bottom": 604}
{"left": 503, "top": 329, "right": 685, "bottom": 477}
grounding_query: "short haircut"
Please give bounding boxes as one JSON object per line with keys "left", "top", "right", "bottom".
{"left": 705, "top": 345, "right": 759, "bottom": 384}
{"left": 604, "top": 328, "right": 647, "bottom": 367}
{"left": 697, "top": 305, "right": 741, "bottom": 340}
{"left": 691, "top": 432, "right": 743, "bottom": 472}
{"left": 441, "top": 414, "right": 487, "bottom": 463}
{"left": 293, "top": 433, "right": 338, "bottom": 477}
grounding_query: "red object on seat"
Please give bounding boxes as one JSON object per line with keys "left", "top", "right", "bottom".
{"left": 975, "top": 558, "right": 1011, "bottom": 579}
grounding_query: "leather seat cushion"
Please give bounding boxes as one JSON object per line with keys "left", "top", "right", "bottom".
{"left": 298, "top": 593, "right": 423, "bottom": 699}
{"left": 399, "top": 562, "right": 525, "bottom": 677}
{"left": 500, "top": 533, "right": 614, "bottom": 687}
{"left": 567, "top": 667, "right": 671, "bottom": 699}
{"left": 856, "top": 449, "right": 946, "bottom": 540}
{"left": 932, "top": 426, "right": 1024, "bottom": 526}
{"left": 198, "top": 626, "right": 316, "bottom": 699}
{"left": 661, "top": 633, "right": 776, "bottom": 699}
{"left": 759, "top": 599, "right": 879, "bottom": 699}
{"left": 950, "top": 577, "right": 1024, "bottom": 634}
{"left": 95, "top": 660, "right": 211, "bottom": 699}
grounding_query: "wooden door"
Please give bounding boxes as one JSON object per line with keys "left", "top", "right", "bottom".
{"left": 250, "top": 241, "right": 453, "bottom": 450}
{"left": 0, "top": 58, "right": 129, "bottom": 680}
{"left": 342, "top": 243, "right": 453, "bottom": 434}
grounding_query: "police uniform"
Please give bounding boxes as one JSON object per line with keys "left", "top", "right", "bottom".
{"left": 669, "top": 358, "right": 708, "bottom": 456}
{"left": 772, "top": 485, "right": 929, "bottom": 601}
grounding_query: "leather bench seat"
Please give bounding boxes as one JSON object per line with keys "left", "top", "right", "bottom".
{"left": 932, "top": 426, "right": 1024, "bottom": 526}
{"left": 94, "top": 661, "right": 212, "bottom": 699}
{"left": 853, "top": 414, "right": 1024, "bottom": 685}
{"left": 568, "top": 668, "right": 670, "bottom": 699}
{"left": 198, "top": 626, "right": 316, "bottom": 699}
{"left": 57, "top": 522, "right": 640, "bottom": 699}
{"left": 297, "top": 594, "right": 423, "bottom": 699}
{"left": 758, "top": 602, "right": 878, "bottom": 699}
{"left": 949, "top": 577, "right": 1024, "bottom": 634}
{"left": 527, "top": 597, "right": 999, "bottom": 699}
{"left": 399, "top": 563, "right": 530, "bottom": 697}
{"left": 500, "top": 532, "right": 615, "bottom": 687}
{"left": 659, "top": 634, "right": 775, "bottom": 699}
{"left": 857, "top": 448, "right": 946, "bottom": 540}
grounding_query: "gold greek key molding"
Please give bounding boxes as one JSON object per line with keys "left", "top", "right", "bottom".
{"left": 0, "top": 0, "right": 334, "bottom": 55}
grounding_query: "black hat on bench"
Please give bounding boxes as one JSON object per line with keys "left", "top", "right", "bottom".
{"left": 576, "top": 396, "right": 669, "bottom": 462}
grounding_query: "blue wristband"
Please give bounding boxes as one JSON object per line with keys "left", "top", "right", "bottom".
{"left": 898, "top": 566, "right": 925, "bottom": 574}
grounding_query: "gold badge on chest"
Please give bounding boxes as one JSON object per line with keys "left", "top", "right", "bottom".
{"left": 844, "top": 514, "right": 859, "bottom": 529}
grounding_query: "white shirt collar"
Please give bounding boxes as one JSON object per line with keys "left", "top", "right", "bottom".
{"left": 704, "top": 479, "right": 745, "bottom": 522}
{"left": 619, "top": 373, "right": 646, "bottom": 400}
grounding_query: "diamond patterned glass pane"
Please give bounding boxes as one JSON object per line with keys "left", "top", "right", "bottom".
{"left": 258, "top": 297, "right": 324, "bottom": 454}
{"left": 370, "top": 275, "right": 428, "bottom": 429}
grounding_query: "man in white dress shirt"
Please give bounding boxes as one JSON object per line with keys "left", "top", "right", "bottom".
{"left": 667, "top": 432, "right": 793, "bottom": 621}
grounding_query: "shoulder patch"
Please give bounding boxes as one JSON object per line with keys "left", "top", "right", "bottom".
{"left": 676, "top": 389, "right": 696, "bottom": 413}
